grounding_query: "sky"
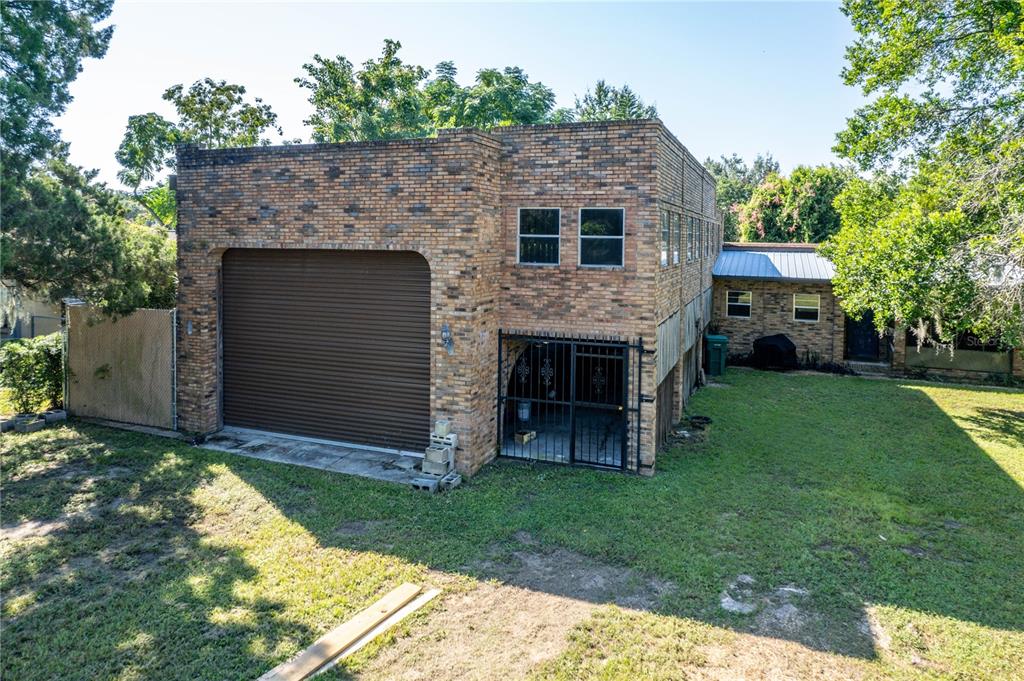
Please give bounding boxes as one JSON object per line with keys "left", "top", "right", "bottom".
{"left": 56, "top": 1, "right": 865, "bottom": 188}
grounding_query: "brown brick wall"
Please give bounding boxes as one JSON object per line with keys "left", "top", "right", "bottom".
{"left": 711, "top": 278, "right": 844, "bottom": 363}
{"left": 176, "top": 120, "right": 721, "bottom": 476}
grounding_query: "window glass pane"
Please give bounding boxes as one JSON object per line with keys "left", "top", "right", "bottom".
{"left": 727, "top": 304, "right": 751, "bottom": 318}
{"left": 580, "top": 238, "right": 623, "bottom": 266}
{"left": 687, "top": 217, "right": 694, "bottom": 260}
{"left": 580, "top": 208, "right": 624, "bottom": 236}
{"left": 794, "top": 307, "right": 819, "bottom": 321}
{"left": 794, "top": 294, "right": 819, "bottom": 309}
{"left": 672, "top": 213, "right": 680, "bottom": 264}
{"left": 728, "top": 291, "right": 751, "bottom": 305}
{"left": 660, "top": 210, "right": 669, "bottom": 266}
{"left": 519, "top": 208, "right": 560, "bottom": 235}
{"left": 519, "top": 236, "right": 559, "bottom": 264}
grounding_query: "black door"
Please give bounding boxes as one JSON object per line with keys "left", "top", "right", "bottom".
{"left": 845, "top": 311, "right": 880, "bottom": 361}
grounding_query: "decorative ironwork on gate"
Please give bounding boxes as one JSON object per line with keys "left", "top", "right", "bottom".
{"left": 497, "top": 330, "right": 645, "bottom": 471}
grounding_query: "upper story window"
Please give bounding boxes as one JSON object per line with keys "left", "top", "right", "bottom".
{"left": 660, "top": 210, "right": 670, "bottom": 267}
{"left": 727, "top": 290, "right": 752, "bottom": 318}
{"left": 686, "top": 217, "right": 695, "bottom": 262}
{"left": 793, "top": 293, "right": 821, "bottom": 322}
{"left": 696, "top": 220, "right": 703, "bottom": 260}
{"left": 672, "top": 213, "right": 681, "bottom": 265}
{"left": 518, "top": 208, "right": 560, "bottom": 265}
{"left": 579, "top": 208, "right": 624, "bottom": 267}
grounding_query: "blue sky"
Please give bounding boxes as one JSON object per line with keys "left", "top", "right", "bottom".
{"left": 57, "top": 1, "right": 864, "bottom": 187}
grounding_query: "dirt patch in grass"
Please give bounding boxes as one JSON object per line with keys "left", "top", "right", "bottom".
{"left": 353, "top": 535, "right": 676, "bottom": 680}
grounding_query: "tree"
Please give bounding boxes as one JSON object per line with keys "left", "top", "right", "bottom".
{"left": 737, "top": 165, "right": 854, "bottom": 243}
{"left": 0, "top": 0, "right": 114, "bottom": 177}
{"left": 1, "top": 151, "right": 176, "bottom": 316}
{"left": 449, "top": 66, "right": 555, "bottom": 128}
{"left": 826, "top": 0, "right": 1024, "bottom": 346}
{"left": 562, "top": 81, "right": 658, "bottom": 123}
{"left": 296, "top": 39, "right": 431, "bottom": 143}
{"left": 116, "top": 79, "right": 284, "bottom": 227}
{"left": 703, "top": 153, "right": 779, "bottom": 240}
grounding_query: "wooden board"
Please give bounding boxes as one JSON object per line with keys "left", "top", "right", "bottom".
{"left": 258, "top": 583, "right": 422, "bottom": 681}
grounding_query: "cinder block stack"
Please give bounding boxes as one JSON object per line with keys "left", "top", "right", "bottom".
{"left": 421, "top": 430, "right": 457, "bottom": 477}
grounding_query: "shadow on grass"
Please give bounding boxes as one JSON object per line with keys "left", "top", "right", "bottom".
{"left": 3, "top": 371, "right": 1023, "bottom": 679}
{"left": 0, "top": 427, "right": 314, "bottom": 680}
{"left": 221, "top": 372, "right": 1024, "bottom": 667}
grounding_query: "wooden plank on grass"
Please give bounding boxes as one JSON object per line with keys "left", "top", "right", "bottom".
{"left": 258, "top": 583, "right": 422, "bottom": 681}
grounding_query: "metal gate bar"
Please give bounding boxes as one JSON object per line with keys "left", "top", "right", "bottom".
{"left": 497, "top": 330, "right": 644, "bottom": 472}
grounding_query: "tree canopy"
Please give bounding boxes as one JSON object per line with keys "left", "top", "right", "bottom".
{"left": 556, "top": 81, "right": 658, "bottom": 123}
{"left": 825, "top": 0, "right": 1024, "bottom": 346}
{"left": 116, "top": 78, "right": 285, "bottom": 227}
{"left": 737, "top": 165, "right": 854, "bottom": 243}
{"left": 703, "top": 153, "right": 779, "bottom": 240}
{"left": 0, "top": 0, "right": 113, "bottom": 178}
{"left": 297, "top": 40, "right": 656, "bottom": 143}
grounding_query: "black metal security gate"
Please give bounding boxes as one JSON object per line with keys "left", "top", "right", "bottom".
{"left": 497, "top": 330, "right": 644, "bottom": 471}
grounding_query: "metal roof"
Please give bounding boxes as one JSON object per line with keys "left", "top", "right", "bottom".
{"left": 712, "top": 245, "right": 835, "bottom": 282}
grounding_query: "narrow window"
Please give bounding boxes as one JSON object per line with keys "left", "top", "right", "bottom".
{"left": 696, "top": 220, "right": 702, "bottom": 260}
{"left": 672, "top": 213, "right": 681, "bottom": 265}
{"left": 579, "top": 208, "right": 624, "bottom": 267}
{"left": 687, "top": 217, "right": 694, "bottom": 261}
{"left": 727, "top": 290, "right": 752, "bottom": 318}
{"left": 518, "top": 208, "right": 560, "bottom": 265}
{"left": 793, "top": 293, "right": 820, "bottom": 322}
{"left": 660, "top": 210, "right": 670, "bottom": 267}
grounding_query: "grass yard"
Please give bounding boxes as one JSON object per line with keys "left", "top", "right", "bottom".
{"left": 2, "top": 370, "right": 1023, "bottom": 680}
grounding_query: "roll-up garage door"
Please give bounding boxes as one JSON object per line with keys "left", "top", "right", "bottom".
{"left": 221, "top": 249, "right": 430, "bottom": 452}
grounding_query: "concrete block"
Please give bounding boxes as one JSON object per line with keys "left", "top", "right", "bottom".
{"left": 411, "top": 477, "right": 439, "bottom": 494}
{"left": 424, "top": 444, "right": 451, "bottom": 464}
{"left": 15, "top": 419, "right": 45, "bottom": 433}
{"left": 421, "top": 458, "right": 450, "bottom": 476}
{"left": 43, "top": 410, "right": 68, "bottom": 424}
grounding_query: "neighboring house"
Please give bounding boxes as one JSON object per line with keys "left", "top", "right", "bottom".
{"left": 711, "top": 242, "right": 1024, "bottom": 381}
{"left": 0, "top": 283, "right": 61, "bottom": 342}
{"left": 175, "top": 120, "right": 723, "bottom": 476}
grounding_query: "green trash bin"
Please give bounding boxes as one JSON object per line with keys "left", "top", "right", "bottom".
{"left": 706, "top": 334, "right": 728, "bottom": 376}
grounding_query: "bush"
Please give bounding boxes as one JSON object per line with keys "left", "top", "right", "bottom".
{"left": 0, "top": 333, "right": 63, "bottom": 414}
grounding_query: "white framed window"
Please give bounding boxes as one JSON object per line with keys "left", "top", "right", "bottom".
{"left": 579, "top": 208, "right": 625, "bottom": 267}
{"left": 727, "top": 290, "right": 752, "bottom": 318}
{"left": 793, "top": 293, "right": 820, "bottom": 322}
{"left": 672, "top": 213, "right": 681, "bottom": 264}
{"left": 518, "top": 208, "right": 560, "bottom": 265}
{"left": 660, "top": 210, "right": 670, "bottom": 267}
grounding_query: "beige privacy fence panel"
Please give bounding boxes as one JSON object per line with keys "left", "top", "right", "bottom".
{"left": 67, "top": 306, "right": 175, "bottom": 429}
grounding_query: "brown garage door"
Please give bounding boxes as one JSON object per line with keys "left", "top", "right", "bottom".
{"left": 221, "top": 249, "right": 430, "bottom": 452}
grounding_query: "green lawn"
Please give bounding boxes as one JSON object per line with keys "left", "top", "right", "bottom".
{"left": 2, "top": 370, "right": 1023, "bottom": 680}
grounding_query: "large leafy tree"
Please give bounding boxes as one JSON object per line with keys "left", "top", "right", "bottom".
{"left": 116, "top": 78, "right": 284, "bottom": 227}
{"left": 825, "top": 0, "right": 1024, "bottom": 345}
{"left": 561, "top": 80, "right": 658, "bottom": 123}
{"left": 296, "top": 39, "right": 431, "bottom": 143}
{"left": 0, "top": 0, "right": 113, "bottom": 177}
{"left": 704, "top": 154, "right": 779, "bottom": 240}
{"left": 299, "top": 40, "right": 652, "bottom": 142}
{"left": 737, "top": 165, "right": 854, "bottom": 243}
{"left": 1, "top": 150, "right": 176, "bottom": 315}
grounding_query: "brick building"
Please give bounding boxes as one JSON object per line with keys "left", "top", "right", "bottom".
{"left": 711, "top": 242, "right": 1023, "bottom": 381}
{"left": 175, "top": 120, "right": 722, "bottom": 476}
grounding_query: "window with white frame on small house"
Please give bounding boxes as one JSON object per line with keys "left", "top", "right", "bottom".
{"left": 660, "top": 210, "right": 670, "bottom": 267}
{"left": 793, "top": 293, "right": 820, "bottom": 322}
{"left": 518, "top": 208, "right": 560, "bottom": 265}
{"left": 727, "top": 290, "right": 751, "bottom": 317}
{"left": 579, "top": 208, "right": 624, "bottom": 267}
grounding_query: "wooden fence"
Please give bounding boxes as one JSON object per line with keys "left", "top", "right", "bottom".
{"left": 66, "top": 305, "right": 175, "bottom": 429}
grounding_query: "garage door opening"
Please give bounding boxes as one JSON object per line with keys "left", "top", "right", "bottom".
{"left": 220, "top": 249, "right": 431, "bottom": 453}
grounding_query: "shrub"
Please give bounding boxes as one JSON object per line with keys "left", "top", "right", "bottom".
{"left": 0, "top": 332, "right": 64, "bottom": 414}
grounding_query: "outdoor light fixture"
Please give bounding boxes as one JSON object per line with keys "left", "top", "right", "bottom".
{"left": 441, "top": 322, "right": 454, "bottom": 355}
